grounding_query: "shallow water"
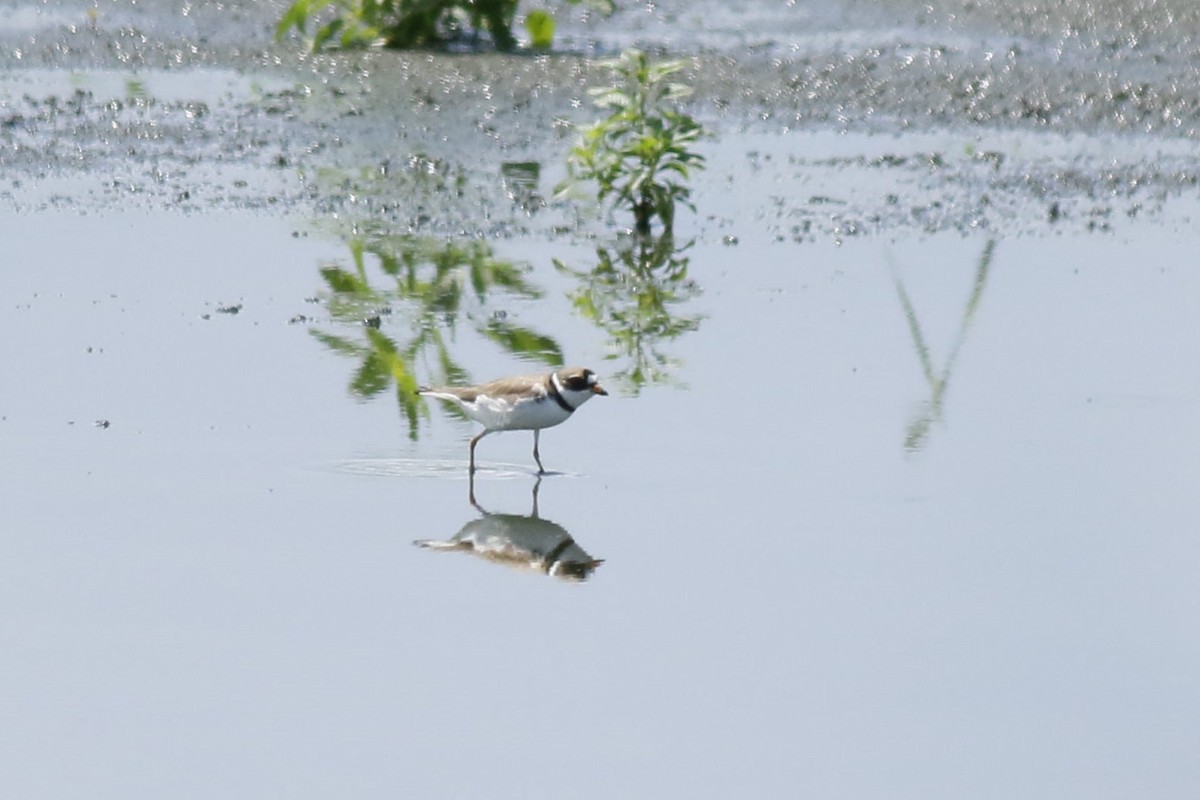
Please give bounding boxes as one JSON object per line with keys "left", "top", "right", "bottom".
{"left": 2, "top": 0, "right": 1200, "bottom": 798}
{"left": 3, "top": 203, "right": 1198, "bottom": 799}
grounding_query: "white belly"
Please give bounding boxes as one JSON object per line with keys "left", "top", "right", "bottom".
{"left": 467, "top": 394, "right": 572, "bottom": 431}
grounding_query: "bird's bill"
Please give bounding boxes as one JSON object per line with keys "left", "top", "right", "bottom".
{"left": 592, "top": 384, "right": 608, "bottom": 396}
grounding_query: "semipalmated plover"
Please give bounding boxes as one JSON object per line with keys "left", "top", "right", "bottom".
{"left": 419, "top": 366, "right": 608, "bottom": 474}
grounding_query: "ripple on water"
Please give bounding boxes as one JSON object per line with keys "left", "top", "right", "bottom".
{"left": 329, "top": 458, "right": 578, "bottom": 481}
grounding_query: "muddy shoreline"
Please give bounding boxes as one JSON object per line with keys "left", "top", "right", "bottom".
{"left": 3, "top": 0, "right": 1200, "bottom": 240}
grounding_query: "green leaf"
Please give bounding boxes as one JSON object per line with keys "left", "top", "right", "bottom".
{"left": 482, "top": 321, "right": 564, "bottom": 366}
{"left": 589, "top": 88, "right": 632, "bottom": 108}
{"left": 365, "top": 326, "right": 398, "bottom": 357}
{"left": 351, "top": 350, "right": 391, "bottom": 398}
{"left": 468, "top": 258, "right": 488, "bottom": 301}
{"left": 309, "top": 329, "right": 362, "bottom": 356}
{"left": 319, "top": 265, "right": 371, "bottom": 295}
{"left": 523, "top": 10, "right": 555, "bottom": 49}
{"left": 486, "top": 260, "right": 541, "bottom": 297}
{"left": 312, "top": 19, "right": 345, "bottom": 51}
{"left": 275, "top": 0, "right": 313, "bottom": 40}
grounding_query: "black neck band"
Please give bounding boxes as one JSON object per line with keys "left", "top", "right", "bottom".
{"left": 547, "top": 375, "right": 576, "bottom": 413}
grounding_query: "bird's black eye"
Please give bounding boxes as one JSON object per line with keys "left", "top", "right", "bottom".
{"left": 565, "top": 376, "right": 588, "bottom": 391}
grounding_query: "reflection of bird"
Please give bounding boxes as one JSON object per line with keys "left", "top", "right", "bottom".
{"left": 414, "top": 479, "right": 603, "bottom": 581}
{"left": 414, "top": 513, "right": 603, "bottom": 581}
{"left": 419, "top": 367, "right": 608, "bottom": 474}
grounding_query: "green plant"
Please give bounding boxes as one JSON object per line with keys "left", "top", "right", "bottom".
{"left": 276, "top": 0, "right": 612, "bottom": 52}
{"left": 276, "top": 0, "right": 512, "bottom": 50}
{"left": 557, "top": 50, "right": 706, "bottom": 235}
{"left": 553, "top": 233, "right": 702, "bottom": 391}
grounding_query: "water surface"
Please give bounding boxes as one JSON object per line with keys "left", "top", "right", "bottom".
{"left": 1, "top": 1, "right": 1199, "bottom": 798}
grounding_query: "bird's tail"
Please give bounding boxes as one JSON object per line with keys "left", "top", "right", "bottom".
{"left": 419, "top": 388, "right": 467, "bottom": 404}
{"left": 413, "top": 538, "right": 469, "bottom": 552}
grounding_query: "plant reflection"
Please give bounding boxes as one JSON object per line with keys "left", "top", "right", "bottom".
{"left": 310, "top": 226, "right": 564, "bottom": 438}
{"left": 553, "top": 232, "right": 703, "bottom": 393}
{"left": 499, "top": 161, "right": 544, "bottom": 216}
{"left": 895, "top": 238, "right": 995, "bottom": 452}
{"left": 413, "top": 478, "right": 603, "bottom": 582}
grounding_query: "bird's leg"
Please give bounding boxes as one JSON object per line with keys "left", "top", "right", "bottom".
{"left": 532, "top": 429, "right": 546, "bottom": 474}
{"left": 469, "top": 469, "right": 482, "bottom": 511}
{"left": 531, "top": 475, "right": 542, "bottom": 517}
{"left": 469, "top": 430, "right": 489, "bottom": 475}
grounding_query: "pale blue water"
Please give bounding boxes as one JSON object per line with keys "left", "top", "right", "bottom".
{"left": 2, "top": 1, "right": 1199, "bottom": 798}
{"left": 2, "top": 204, "right": 1198, "bottom": 798}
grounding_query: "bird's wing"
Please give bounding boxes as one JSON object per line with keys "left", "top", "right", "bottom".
{"left": 474, "top": 374, "right": 548, "bottom": 399}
